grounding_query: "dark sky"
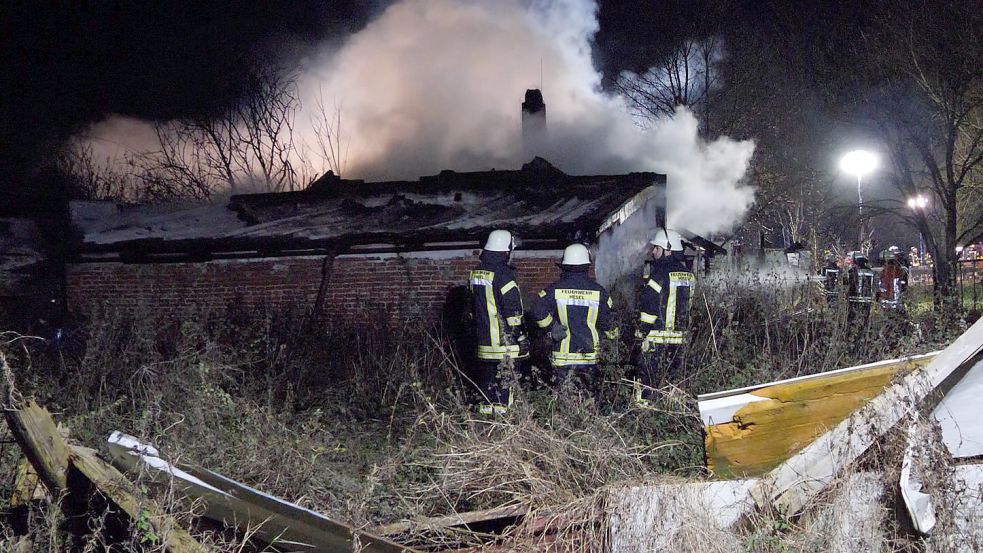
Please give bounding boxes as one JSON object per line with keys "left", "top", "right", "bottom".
{"left": 0, "top": 1, "right": 384, "bottom": 213}
{"left": 0, "top": 0, "right": 852, "bottom": 216}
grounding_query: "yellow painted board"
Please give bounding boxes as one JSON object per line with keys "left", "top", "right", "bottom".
{"left": 705, "top": 356, "right": 933, "bottom": 479}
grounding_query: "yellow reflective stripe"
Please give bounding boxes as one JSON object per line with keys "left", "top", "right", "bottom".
{"left": 606, "top": 296, "right": 614, "bottom": 309}
{"left": 536, "top": 313, "right": 554, "bottom": 328}
{"left": 647, "top": 279, "right": 662, "bottom": 293}
{"left": 644, "top": 329, "right": 687, "bottom": 345}
{"left": 665, "top": 287, "right": 677, "bottom": 330}
{"left": 486, "top": 282, "right": 499, "bottom": 345}
{"left": 478, "top": 403, "right": 509, "bottom": 415}
{"left": 558, "top": 301, "right": 570, "bottom": 354}
{"left": 506, "top": 315, "right": 523, "bottom": 326}
{"left": 665, "top": 272, "right": 695, "bottom": 331}
{"left": 587, "top": 301, "right": 599, "bottom": 349}
{"left": 476, "top": 345, "right": 528, "bottom": 360}
{"left": 550, "top": 351, "right": 598, "bottom": 366}
{"left": 538, "top": 290, "right": 547, "bottom": 298}
{"left": 646, "top": 336, "right": 686, "bottom": 345}
{"left": 501, "top": 280, "right": 518, "bottom": 296}
{"left": 605, "top": 327, "right": 620, "bottom": 340}
{"left": 639, "top": 312, "right": 657, "bottom": 324}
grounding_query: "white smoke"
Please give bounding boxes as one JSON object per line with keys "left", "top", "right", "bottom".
{"left": 78, "top": 0, "right": 754, "bottom": 235}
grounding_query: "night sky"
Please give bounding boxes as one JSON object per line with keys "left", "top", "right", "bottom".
{"left": 1, "top": 1, "right": 874, "bottom": 219}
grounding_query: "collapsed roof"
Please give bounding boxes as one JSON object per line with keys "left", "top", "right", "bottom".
{"left": 72, "top": 158, "right": 665, "bottom": 261}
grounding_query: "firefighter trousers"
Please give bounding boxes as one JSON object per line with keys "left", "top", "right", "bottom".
{"left": 552, "top": 364, "right": 600, "bottom": 401}
{"left": 637, "top": 344, "right": 684, "bottom": 401}
{"left": 474, "top": 358, "right": 521, "bottom": 408}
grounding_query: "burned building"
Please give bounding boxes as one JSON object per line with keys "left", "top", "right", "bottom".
{"left": 67, "top": 158, "right": 666, "bottom": 325}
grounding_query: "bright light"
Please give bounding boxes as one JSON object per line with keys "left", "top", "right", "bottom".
{"left": 840, "top": 150, "right": 879, "bottom": 177}
{"left": 907, "top": 195, "right": 929, "bottom": 209}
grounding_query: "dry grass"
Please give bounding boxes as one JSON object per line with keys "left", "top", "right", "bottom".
{"left": 0, "top": 277, "right": 971, "bottom": 551}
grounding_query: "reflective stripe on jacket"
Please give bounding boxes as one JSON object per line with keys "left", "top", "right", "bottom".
{"left": 638, "top": 255, "right": 695, "bottom": 349}
{"left": 469, "top": 252, "right": 527, "bottom": 361}
{"left": 821, "top": 265, "right": 840, "bottom": 296}
{"left": 532, "top": 269, "right": 617, "bottom": 367}
{"left": 846, "top": 266, "right": 875, "bottom": 303}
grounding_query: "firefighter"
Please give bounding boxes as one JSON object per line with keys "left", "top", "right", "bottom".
{"left": 877, "top": 249, "right": 906, "bottom": 313}
{"left": 889, "top": 245, "right": 911, "bottom": 291}
{"left": 634, "top": 229, "right": 696, "bottom": 407}
{"left": 468, "top": 229, "right": 529, "bottom": 415}
{"left": 819, "top": 252, "right": 841, "bottom": 307}
{"left": 844, "top": 251, "right": 875, "bottom": 328}
{"left": 531, "top": 244, "right": 619, "bottom": 400}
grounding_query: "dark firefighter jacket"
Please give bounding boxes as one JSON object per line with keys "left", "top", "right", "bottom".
{"left": 820, "top": 263, "right": 841, "bottom": 297}
{"left": 845, "top": 264, "right": 875, "bottom": 303}
{"left": 469, "top": 251, "right": 527, "bottom": 361}
{"left": 531, "top": 267, "right": 619, "bottom": 367}
{"left": 636, "top": 254, "right": 695, "bottom": 349}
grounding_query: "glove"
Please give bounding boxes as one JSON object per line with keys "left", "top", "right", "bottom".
{"left": 549, "top": 323, "right": 568, "bottom": 343}
{"left": 516, "top": 333, "right": 530, "bottom": 356}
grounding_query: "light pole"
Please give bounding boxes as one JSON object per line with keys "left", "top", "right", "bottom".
{"left": 840, "top": 150, "right": 879, "bottom": 254}
{"left": 908, "top": 194, "right": 929, "bottom": 262}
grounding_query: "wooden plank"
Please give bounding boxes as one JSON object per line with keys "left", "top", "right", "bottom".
{"left": 3, "top": 401, "right": 72, "bottom": 494}
{"left": 70, "top": 445, "right": 208, "bottom": 553}
{"left": 749, "top": 317, "right": 983, "bottom": 516}
{"left": 10, "top": 457, "right": 45, "bottom": 506}
{"left": 703, "top": 356, "right": 933, "bottom": 478}
{"left": 372, "top": 504, "right": 527, "bottom": 537}
{"left": 697, "top": 352, "right": 939, "bottom": 402}
{"left": 106, "top": 433, "right": 415, "bottom": 552}
{"left": 181, "top": 465, "right": 414, "bottom": 552}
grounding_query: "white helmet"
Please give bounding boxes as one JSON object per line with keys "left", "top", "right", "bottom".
{"left": 649, "top": 228, "right": 685, "bottom": 252}
{"left": 561, "top": 243, "right": 591, "bottom": 265}
{"left": 484, "top": 229, "right": 515, "bottom": 252}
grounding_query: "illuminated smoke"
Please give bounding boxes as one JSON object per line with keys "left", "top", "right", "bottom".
{"left": 79, "top": 0, "right": 754, "bottom": 236}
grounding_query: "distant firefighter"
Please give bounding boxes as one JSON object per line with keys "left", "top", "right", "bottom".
{"left": 819, "top": 252, "right": 841, "bottom": 307}
{"left": 634, "top": 228, "right": 695, "bottom": 407}
{"left": 890, "top": 245, "right": 911, "bottom": 291}
{"left": 844, "top": 251, "right": 875, "bottom": 327}
{"left": 468, "top": 230, "right": 529, "bottom": 415}
{"left": 877, "top": 248, "right": 906, "bottom": 312}
{"left": 531, "top": 244, "right": 619, "bottom": 401}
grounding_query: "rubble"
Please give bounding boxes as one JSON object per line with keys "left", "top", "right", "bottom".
{"left": 3, "top": 400, "right": 416, "bottom": 552}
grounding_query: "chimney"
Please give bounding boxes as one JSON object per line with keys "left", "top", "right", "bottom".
{"left": 521, "top": 89, "right": 547, "bottom": 159}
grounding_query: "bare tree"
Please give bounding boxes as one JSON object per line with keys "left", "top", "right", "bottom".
{"left": 231, "top": 66, "right": 301, "bottom": 192}
{"left": 616, "top": 37, "right": 722, "bottom": 135}
{"left": 851, "top": 0, "right": 983, "bottom": 301}
{"left": 310, "top": 87, "right": 350, "bottom": 177}
{"left": 125, "top": 64, "right": 305, "bottom": 200}
{"left": 56, "top": 139, "right": 130, "bottom": 200}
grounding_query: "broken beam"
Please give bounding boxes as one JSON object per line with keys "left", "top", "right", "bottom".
{"left": 70, "top": 445, "right": 208, "bottom": 553}
{"left": 749, "top": 317, "right": 983, "bottom": 516}
{"left": 4, "top": 401, "right": 71, "bottom": 494}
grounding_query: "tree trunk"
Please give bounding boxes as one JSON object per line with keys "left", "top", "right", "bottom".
{"left": 932, "top": 204, "right": 959, "bottom": 306}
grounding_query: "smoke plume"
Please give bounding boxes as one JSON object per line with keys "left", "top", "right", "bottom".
{"left": 80, "top": 0, "right": 755, "bottom": 235}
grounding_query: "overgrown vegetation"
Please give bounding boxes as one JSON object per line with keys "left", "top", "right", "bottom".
{"left": 0, "top": 275, "right": 972, "bottom": 550}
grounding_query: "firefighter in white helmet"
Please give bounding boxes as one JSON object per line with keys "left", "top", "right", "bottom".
{"left": 634, "top": 228, "right": 696, "bottom": 407}
{"left": 531, "top": 243, "right": 619, "bottom": 400}
{"left": 468, "top": 230, "right": 529, "bottom": 415}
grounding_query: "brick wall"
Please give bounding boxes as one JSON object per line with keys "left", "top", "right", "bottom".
{"left": 66, "top": 250, "right": 564, "bottom": 325}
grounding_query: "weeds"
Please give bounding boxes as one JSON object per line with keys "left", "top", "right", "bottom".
{"left": 0, "top": 275, "right": 965, "bottom": 550}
